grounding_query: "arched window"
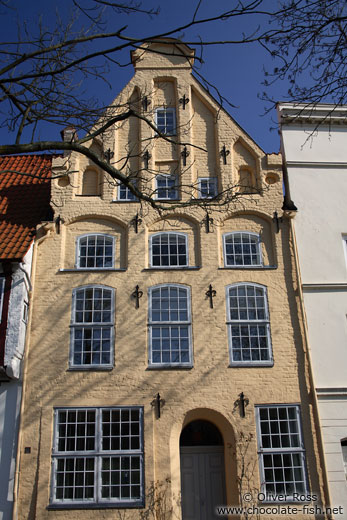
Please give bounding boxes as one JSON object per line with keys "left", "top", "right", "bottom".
{"left": 148, "top": 284, "right": 192, "bottom": 367}
{"left": 226, "top": 283, "right": 273, "bottom": 365}
{"left": 82, "top": 168, "right": 100, "bottom": 196}
{"left": 150, "top": 232, "right": 188, "bottom": 268}
{"left": 76, "top": 234, "right": 114, "bottom": 269}
{"left": 223, "top": 232, "right": 262, "bottom": 267}
{"left": 70, "top": 286, "right": 114, "bottom": 368}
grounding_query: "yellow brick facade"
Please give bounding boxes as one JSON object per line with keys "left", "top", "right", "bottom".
{"left": 16, "top": 41, "right": 328, "bottom": 519}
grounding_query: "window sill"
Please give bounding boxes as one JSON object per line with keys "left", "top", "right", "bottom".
{"left": 229, "top": 362, "right": 274, "bottom": 368}
{"left": 58, "top": 268, "right": 126, "bottom": 272}
{"left": 112, "top": 199, "right": 139, "bottom": 203}
{"left": 48, "top": 501, "right": 144, "bottom": 510}
{"left": 219, "top": 266, "right": 277, "bottom": 270}
{"left": 67, "top": 366, "right": 114, "bottom": 371}
{"left": 147, "top": 364, "right": 193, "bottom": 370}
{"left": 143, "top": 266, "right": 201, "bottom": 271}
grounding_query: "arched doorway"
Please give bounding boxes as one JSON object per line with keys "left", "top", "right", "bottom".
{"left": 180, "top": 420, "right": 226, "bottom": 519}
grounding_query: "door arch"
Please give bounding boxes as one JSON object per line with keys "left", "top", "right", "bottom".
{"left": 180, "top": 420, "right": 227, "bottom": 519}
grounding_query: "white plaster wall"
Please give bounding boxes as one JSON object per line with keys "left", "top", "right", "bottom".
{"left": 303, "top": 290, "right": 347, "bottom": 387}
{"left": 0, "top": 382, "right": 22, "bottom": 520}
{"left": 318, "top": 397, "right": 347, "bottom": 518}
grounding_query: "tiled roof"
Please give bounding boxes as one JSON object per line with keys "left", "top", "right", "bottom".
{"left": 0, "top": 155, "right": 52, "bottom": 261}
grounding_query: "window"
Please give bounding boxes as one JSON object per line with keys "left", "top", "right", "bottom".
{"left": 77, "top": 235, "right": 114, "bottom": 269}
{"left": 118, "top": 181, "right": 137, "bottom": 201}
{"left": 0, "top": 277, "right": 4, "bottom": 322}
{"left": 256, "top": 405, "right": 308, "bottom": 499}
{"left": 70, "top": 286, "right": 114, "bottom": 368}
{"left": 155, "top": 175, "right": 178, "bottom": 200}
{"left": 150, "top": 233, "right": 188, "bottom": 268}
{"left": 224, "top": 232, "right": 262, "bottom": 267}
{"left": 51, "top": 407, "right": 143, "bottom": 506}
{"left": 148, "top": 285, "right": 192, "bottom": 367}
{"left": 155, "top": 107, "right": 176, "bottom": 135}
{"left": 198, "top": 177, "right": 218, "bottom": 199}
{"left": 341, "top": 439, "right": 347, "bottom": 480}
{"left": 227, "top": 283, "right": 272, "bottom": 365}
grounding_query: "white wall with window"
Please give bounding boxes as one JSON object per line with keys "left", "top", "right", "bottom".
{"left": 70, "top": 286, "right": 114, "bottom": 369}
{"left": 50, "top": 407, "right": 143, "bottom": 507}
{"left": 226, "top": 283, "right": 273, "bottom": 366}
{"left": 256, "top": 405, "right": 308, "bottom": 499}
{"left": 148, "top": 284, "right": 192, "bottom": 367}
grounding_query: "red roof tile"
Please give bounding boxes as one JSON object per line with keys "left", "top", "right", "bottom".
{"left": 0, "top": 155, "right": 52, "bottom": 261}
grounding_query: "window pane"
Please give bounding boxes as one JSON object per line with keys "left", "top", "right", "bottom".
{"left": 224, "top": 233, "right": 261, "bottom": 266}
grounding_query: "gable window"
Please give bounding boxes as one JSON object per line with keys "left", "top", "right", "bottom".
{"left": 77, "top": 235, "right": 114, "bottom": 269}
{"left": 70, "top": 286, "right": 114, "bottom": 368}
{"left": 148, "top": 285, "right": 192, "bottom": 367}
{"left": 155, "top": 175, "right": 178, "bottom": 200}
{"left": 256, "top": 405, "right": 308, "bottom": 499}
{"left": 118, "top": 181, "right": 137, "bottom": 201}
{"left": 0, "top": 278, "right": 4, "bottom": 322}
{"left": 227, "top": 283, "right": 273, "bottom": 365}
{"left": 51, "top": 407, "right": 143, "bottom": 506}
{"left": 150, "top": 232, "right": 188, "bottom": 268}
{"left": 224, "top": 232, "right": 262, "bottom": 267}
{"left": 155, "top": 107, "right": 176, "bottom": 135}
{"left": 198, "top": 177, "right": 218, "bottom": 199}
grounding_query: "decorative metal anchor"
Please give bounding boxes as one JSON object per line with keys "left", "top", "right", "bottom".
{"left": 179, "top": 94, "right": 190, "bottom": 110}
{"left": 142, "top": 96, "right": 151, "bottom": 111}
{"left": 202, "top": 212, "right": 214, "bottom": 233}
{"left": 151, "top": 393, "right": 164, "bottom": 419}
{"left": 143, "top": 150, "right": 151, "bottom": 169}
{"left": 131, "top": 285, "right": 143, "bottom": 309}
{"left": 220, "top": 145, "right": 230, "bottom": 165}
{"left": 104, "top": 148, "right": 114, "bottom": 163}
{"left": 206, "top": 284, "right": 217, "bottom": 309}
{"left": 181, "top": 146, "right": 190, "bottom": 166}
{"left": 272, "top": 211, "right": 283, "bottom": 233}
{"left": 130, "top": 212, "right": 142, "bottom": 234}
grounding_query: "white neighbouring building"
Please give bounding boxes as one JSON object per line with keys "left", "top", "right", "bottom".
{"left": 278, "top": 103, "right": 347, "bottom": 518}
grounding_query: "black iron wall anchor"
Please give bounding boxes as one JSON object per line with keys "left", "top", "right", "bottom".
{"left": 104, "top": 148, "right": 114, "bottom": 163}
{"left": 220, "top": 145, "right": 230, "bottom": 165}
{"left": 272, "top": 211, "right": 284, "bottom": 233}
{"left": 202, "top": 212, "right": 214, "bottom": 233}
{"left": 142, "top": 96, "right": 151, "bottom": 112}
{"left": 181, "top": 146, "right": 190, "bottom": 166}
{"left": 143, "top": 150, "right": 151, "bottom": 169}
{"left": 55, "top": 215, "right": 64, "bottom": 234}
{"left": 238, "top": 392, "right": 249, "bottom": 418}
{"left": 130, "top": 212, "right": 142, "bottom": 233}
{"left": 206, "top": 284, "right": 217, "bottom": 309}
{"left": 131, "top": 285, "right": 143, "bottom": 309}
{"left": 179, "top": 94, "right": 190, "bottom": 110}
{"left": 151, "top": 393, "right": 165, "bottom": 419}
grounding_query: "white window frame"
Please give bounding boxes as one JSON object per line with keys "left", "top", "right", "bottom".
{"left": 0, "top": 277, "right": 5, "bottom": 323}
{"left": 70, "top": 285, "right": 115, "bottom": 369}
{"left": 226, "top": 282, "right": 273, "bottom": 366}
{"left": 198, "top": 177, "right": 218, "bottom": 199}
{"left": 255, "top": 405, "right": 308, "bottom": 500}
{"left": 117, "top": 181, "right": 138, "bottom": 201}
{"left": 50, "top": 406, "right": 144, "bottom": 507}
{"left": 76, "top": 234, "right": 115, "bottom": 270}
{"left": 148, "top": 284, "right": 193, "bottom": 368}
{"left": 223, "top": 231, "right": 263, "bottom": 267}
{"left": 149, "top": 232, "right": 189, "bottom": 268}
{"left": 155, "top": 174, "right": 178, "bottom": 200}
{"left": 155, "top": 107, "right": 176, "bottom": 135}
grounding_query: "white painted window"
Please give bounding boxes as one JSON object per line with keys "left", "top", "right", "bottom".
{"left": 118, "top": 181, "right": 137, "bottom": 201}
{"left": 70, "top": 286, "right": 114, "bottom": 368}
{"left": 77, "top": 234, "right": 114, "bottom": 269}
{"left": 223, "top": 232, "right": 262, "bottom": 267}
{"left": 150, "top": 232, "right": 188, "bottom": 268}
{"left": 23, "top": 301, "right": 29, "bottom": 323}
{"left": 256, "top": 405, "right": 308, "bottom": 499}
{"left": 198, "top": 177, "right": 218, "bottom": 199}
{"left": 51, "top": 407, "right": 143, "bottom": 506}
{"left": 148, "top": 285, "right": 192, "bottom": 367}
{"left": 0, "top": 277, "right": 4, "bottom": 322}
{"left": 155, "top": 174, "right": 178, "bottom": 200}
{"left": 155, "top": 107, "right": 176, "bottom": 135}
{"left": 227, "top": 283, "right": 272, "bottom": 365}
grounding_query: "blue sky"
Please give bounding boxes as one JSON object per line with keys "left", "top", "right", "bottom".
{"left": 1, "top": 0, "right": 291, "bottom": 153}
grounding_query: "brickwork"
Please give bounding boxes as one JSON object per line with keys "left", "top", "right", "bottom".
{"left": 16, "top": 41, "right": 327, "bottom": 519}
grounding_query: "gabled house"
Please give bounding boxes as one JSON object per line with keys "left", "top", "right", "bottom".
{"left": 0, "top": 154, "right": 52, "bottom": 519}
{"left": 15, "top": 42, "right": 329, "bottom": 519}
